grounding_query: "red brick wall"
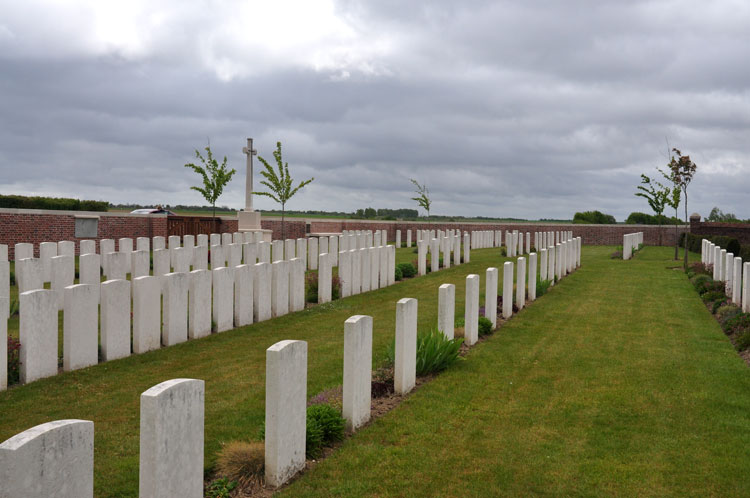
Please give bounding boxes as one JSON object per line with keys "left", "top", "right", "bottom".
{"left": 261, "top": 219, "right": 307, "bottom": 240}
{"left": 0, "top": 208, "right": 689, "bottom": 259}
{"left": 302, "top": 219, "right": 686, "bottom": 247}
{"left": 690, "top": 220, "right": 750, "bottom": 245}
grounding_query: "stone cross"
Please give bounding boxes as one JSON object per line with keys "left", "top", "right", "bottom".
{"left": 242, "top": 137, "right": 257, "bottom": 211}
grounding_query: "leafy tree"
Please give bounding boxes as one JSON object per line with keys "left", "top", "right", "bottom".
{"left": 184, "top": 144, "right": 236, "bottom": 220}
{"left": 634, "top": 174, "right": 670, "bottom": 245}
{"left": 668, "top": 148, "right": 697, "bottom": 269}
{"left": 572, "top": 210, "right": 616, "bottom": 224}
{"left": 410, "top": 179, "right": 432, "bottom": 219}
{"left": 706, "top": 206, "right": 739, "bottom": 223}
{"left": 253, "top": 141, "right": 314, "bottom": 240}
{"left": 658, "top": 165, "right": 682, "bottom": 260}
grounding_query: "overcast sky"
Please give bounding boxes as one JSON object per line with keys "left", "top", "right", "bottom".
{"left": 1, "top": 1, "right": 749, "bottom": 221}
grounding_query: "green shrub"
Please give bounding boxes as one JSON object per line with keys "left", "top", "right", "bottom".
{"left": 415, "top": 328, "right": 463, "bottom": 376}
{"left": 9, "top": 270, "right": 14, "bottom": 286}
{"left": 724, "top": 313, "right": 750, "bottom": 334}
{"left": 307, "top": 403, "right": 345, "bottom": 444}
{"left": 9, "top": 297, "right": 19, "bottom": 317}
{"left": 478, "top": 316, "right": 493, "bottom": 336}
{"left": 394, "top": 266, "right": 403, "bottom": 281}
{"left": 716, "top": 304, "right": 742, "bottom": 327}
{"left": 691, "top": 274, "right": 712, "bottom": 293}
{"left": 735, "top": 329, "right": 750, "bottom": 351}
{"left": 681, "top": 233, "right": 741, "bottom": 255}
{"left": 701, "top": 290, "right": 726, "bottom": 305}
{"left": 396, "top": 262, "right": 416, "bottom": 278}
{"left": 7, "top": 336, "right": 20, "bottom": 385}
{"left": 537, "top": 279, "right": 552, "bottom": 297}
{"left": 384, "top": 328, "right": 463, "bottom": 376}
{"left": 206, "top": 477, "right": 238, "bottom": 498}
{"left": 698, "top": 280, "right": 725, "bottom": 296}
{"left": 712, "top": 299, "right": 727, "bottom": 314}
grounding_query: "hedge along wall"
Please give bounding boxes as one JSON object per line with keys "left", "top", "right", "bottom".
{"left": 690, "top": 220, "right": 750, "bottom": 246}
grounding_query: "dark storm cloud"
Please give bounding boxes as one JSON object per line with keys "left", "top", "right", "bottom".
{"left": 1, "top": 0, "right": 749, "bottom": 220}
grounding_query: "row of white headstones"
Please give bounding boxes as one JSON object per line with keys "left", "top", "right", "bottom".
{"left": 702, "top": 239, "right": 750, "bottom": 312}
{"left": 0, "top": 239, "right": 584, "bottom": 497}
{"left": 622, "top": 232, "right": 644, "bottom": 260}
{"left": 0, "top": 228, "right": 475, "bottom": 390}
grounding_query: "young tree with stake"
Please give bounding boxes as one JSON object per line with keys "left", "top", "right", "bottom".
{"left": 635, "top": 174, "right": 670, "bottom": 246}
{"left": 667, "top": 148, "right": 697, "bottom": 269}
{"left": 410, "top": 179, "right": 432, "bottom": 220}
{"left": 184, "top": 144, "right": 236, "bottom": 223}
{"left": 253, "top": 141, "right": 314, "bottom": 240}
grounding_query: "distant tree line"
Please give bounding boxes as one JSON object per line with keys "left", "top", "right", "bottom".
{"left": 0, "top": 194, "right": 108, "bottom": 212}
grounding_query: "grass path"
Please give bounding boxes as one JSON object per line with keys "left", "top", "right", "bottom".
{"left": 282, "top": 246, "right": 750, "bottom": 497}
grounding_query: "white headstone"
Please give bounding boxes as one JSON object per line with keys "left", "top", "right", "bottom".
{"left": 234, "top": 264, "right": 254, "bottom": 327}
{"left": 0, "top": 419, "right": 94, "bottom": 498}
{"left": 131, "top": 249, "right": 150, "bottom": 279}
{"left": 516, "top": 257, "right": 526, "bottom": 309}
{"left": 188, "top": 270, "right": 212, "bottom": 339}
{"left": 395, "top": 297, "right": 417, "bottom": 394}
{"left": 153, "top": 248, "right": 171, "bottom": 277}
{"left": 253, "top": 262, "right": 272, "bottom": 322}
{"left": 465, "top": 274, "right": 480, "bottom": 346}
{"left": 212, "top": 267, "right": 234, "bottom": 332}
{"left": 39, "top": 241, "right": 57, "bottom": 282}
{"left": 502, "top": 262, "right": 514, "bottom": 319}
{"left": 360, "top": 248, "right": 371, "bottom": 293}
{"left": 136, "top": 237, "right": 150, "bottom": 252}
{"left": 197, "top": 234, "right": 209, "bottom": 247}
{"left": 101, "top": 279, "right": 131, "bottom": 361}
{"left": 132, "top": 276, "right": 161, "bottom": 354}
{"left": 351, "top": 249, "right": 362, "bottom": 295}
{"left": 265, "top": 340, "right": 307, "bottom": 488}
{"left": 210, "top": 244, "right": 226, "bottom": 270}
{"left": 192, "top": 244, "right": 208, "bottom": 271}
{"left": 343, "top": 315, "right": 373, "bottom": 432}
{"left": 19, "top": 289, "right": 57, "bottom": 383}
{"left": 272, "top": 260, "right": 290, "bottom": 317}
{"left": 272, "top": 240, "right": 284, "bottom": 262}
{"left": 296, "top": 238, "right": 307, "bottom": 270}
{"left": 528, "top": 252, "right": 538, "bottom": 301}
{"left": 80, "top": 240, "right": 96, "bottom": 255}
{"left": 0, "top": 300, "right": 6, "bottom": 389}
{"left": 14, "top": 242, "right": 34, "bottom": 262}
{"left": 308, "top": 238, "right": 318, "bottom": 270}
{"left": 329, "top": 236, "right": 338, "bottom": 266}
{"left": 17, "top": 257, "right": 43, "bottom": 293}
{"left": 152, "top": 236, "right": 166, "bottom": 251}
{"left": 438, "top": 283, "right": 455, "bottom": 339}
{"left": 173, "top": 246, "right": 193, "bottom": 273}
{"left": 163, "top": 272, "right": 189, "bottom": 346}
{"left": 118, "top": 237, "right": 133, "bottom": 253}
{"left": 51, "top": 254, "right": 74, "bottom": 310}
{"left": 63, "top": 284, "right": 98, "bottom": 371}
{"left": 485, "top": 268, "right": 498, "bottom": 329}
{"left": 57, "top": 241, "right": 75, "bottom": 259}
{"left": 289, "top": 258, "right": 305, "bottom": 312}
{"left": 318, "top": 253, "right": 332, "bottom": 303}
{"left": 140, "top": 379, "right": 204, "bottom": 498}
{"left": 339, "top": 250, "right": 352, "bottom": 298}
{"left": 379, "top": 246, "right": 388, "bottom": 288}
{"left": 369, "top": 246, "right": 380, "bottom": 290}
{"left": 417, "top": 241, "right": 427, "bottom": 276}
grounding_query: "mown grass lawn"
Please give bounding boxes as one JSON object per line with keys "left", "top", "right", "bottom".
{"left": 3, "top": 245, "right": 747, "bottom": 497}
{"left": 0, "top": 245, "right": 510, "bottom": 497}
{"left": 282, "top": 246, "right": 750, "bottom": 497}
